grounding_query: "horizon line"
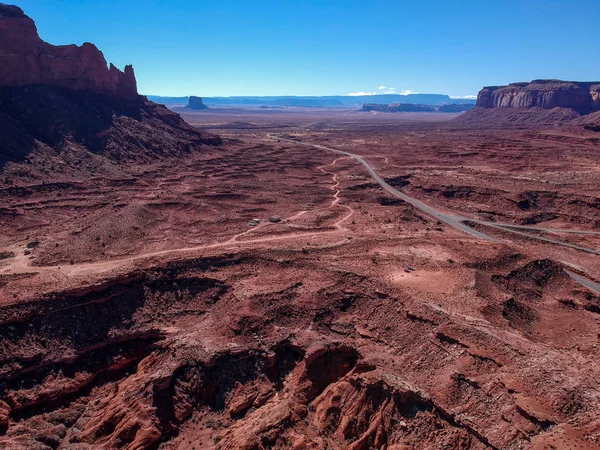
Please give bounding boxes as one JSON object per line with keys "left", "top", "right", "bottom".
{"left": 144, "top": 93, "right": 478, "bottom": 99}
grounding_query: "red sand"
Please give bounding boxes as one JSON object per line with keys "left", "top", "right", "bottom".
{"left": 1, "top": 109, "right": 600, "bottom": 449}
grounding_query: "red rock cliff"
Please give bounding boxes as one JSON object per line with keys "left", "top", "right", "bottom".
{"left": 0, "top": 3, "right": 137, "bottom": 98}
{"left": 476, "top": 80, "right": 600, "bottom": 113}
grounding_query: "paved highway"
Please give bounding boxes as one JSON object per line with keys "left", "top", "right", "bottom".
{"left": 268, "top": 134, "right": 600, "bottom": 295}
{"left": 565, "top": 271, "right": 600, "bottom": 294}
{"left": 269, "top": 135, "right": 498, "bottom": 241}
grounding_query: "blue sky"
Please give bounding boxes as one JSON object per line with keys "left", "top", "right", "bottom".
{"left": 14, "top": 0, "right": 600, "bottom": 97}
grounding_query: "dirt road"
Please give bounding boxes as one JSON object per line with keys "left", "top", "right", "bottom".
{"left": 268, "top": 134, "right": 600, "bottom": 294}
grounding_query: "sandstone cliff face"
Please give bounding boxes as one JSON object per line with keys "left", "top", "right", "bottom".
{"left": 0, "top": 3, "right": 137, "bottom": 98}
{"left": 0, "top": 3, "right": 220, "bottom": 165}
{"left": 476, "top": 80, "right": 600, "bottom": 114}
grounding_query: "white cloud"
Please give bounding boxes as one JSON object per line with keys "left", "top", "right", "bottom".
{"left": 378, "top": 86, "right": 396, "bottom": 94}
{"left": 450, "top": 94, "right": 477, "bottom": 99}
{"left": 347, "top": 87, "right": 410, "bottom": 96}
{"left": 399, "top": 90, "right": 414, "bottom": 95}
{"left": 346, "top": 91, "right": 377, "bottom": 96}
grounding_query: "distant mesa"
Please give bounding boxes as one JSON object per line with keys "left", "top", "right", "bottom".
{"left": 454, "top": 80, "right": 600, "bottom": 128}
{"left": 148, "top": 93, "right": 477, "bottom": 108}
{"left": 437, "top": 103, "right": 475, "bottom": 113}
{"left": 361, "top": 103, "right": 474, "bottom": 113}
{"left": 579, "top": 110, "right": 600, "bottom": 132}
{"left": 476, "top": 80, "right": 600, "bottom": 114}
{"left": 187, "top": 96, "right": 209, "bottom": 110}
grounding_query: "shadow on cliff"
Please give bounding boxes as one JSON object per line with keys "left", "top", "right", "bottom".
{"left": 0, "top": 109, "right": 37, "bottom": 168}
{"left": 0, "top": 85, "right": 145, "bottom": 169}
{"left": 0, "top": 85, "right": 221, "bottom": 170}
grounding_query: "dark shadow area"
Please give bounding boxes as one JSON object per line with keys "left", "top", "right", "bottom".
{"left": 0, "top": 109, "right": 38, "bottom": 168}
{"left": 0, "top": 85, "right": 221, "bottom": 171}
{"left": 0, "top": 85, "right": 145, "bottom": 167}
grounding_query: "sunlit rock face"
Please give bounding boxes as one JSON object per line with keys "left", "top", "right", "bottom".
{"left": 477, "top": 80, "right": 600, "bottom": 114}
{"left": 0, "top": 3, "right": 137, "bottom": 98}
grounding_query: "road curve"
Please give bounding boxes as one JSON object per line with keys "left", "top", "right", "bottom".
{"left": 480, "top": 222, "right": 600, "bottom": 236}
{"left": 470, "top": 220, "right": 600, "bottom": 256}
{"left": 566, "top": 271, "right": 600, "bottom": 294}
{"left": 268, "top": 134, "right": 498, "bottom": 241}
{"left": 268, "top": 134, "right": 600, "bottom": 295}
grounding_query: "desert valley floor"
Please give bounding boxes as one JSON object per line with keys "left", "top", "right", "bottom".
{"left": 1, "top": 109, "right": 600, "bottom": 449}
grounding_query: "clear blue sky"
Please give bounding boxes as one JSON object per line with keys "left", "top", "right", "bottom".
{"left": 14, "top": 0, "right": 600, "bottom": 97}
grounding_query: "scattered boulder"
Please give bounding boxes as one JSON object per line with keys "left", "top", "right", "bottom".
{"left": 268, "top": 216, "right": 282, "bottom": 223}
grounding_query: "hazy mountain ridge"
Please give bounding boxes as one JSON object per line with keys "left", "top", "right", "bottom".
{"left": 148, "top": 93, "right": 476, "bottom": 108}
{"left": 362, "top": 103, "right": 475, "bottom": 113}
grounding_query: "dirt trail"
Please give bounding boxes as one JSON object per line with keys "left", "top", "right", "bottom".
{"left": 268, "top": 134, "right": 499, "bottom": 241}
{"left": 267, "top": 134, "right": 600, "bottom": 294}
{"left": 2, "top": 135, "right": 599, "bottom": 296}
{"left": 0, "top": 154, "right": 355, "bottom": 280}
{"left": 318, "top": 157, "right": 355, "bottom": 229}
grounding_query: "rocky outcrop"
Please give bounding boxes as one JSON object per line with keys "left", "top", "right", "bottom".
{"left": 0, "top": 3, "right": 137, "bottom": 98}
{"left": 0, "top": 85, "right": 221, "bottom": 162}
{"left": 0, "top": 3, "right": 220, "bottom": 165}
{"left": 187, "top": 95, "right": 208, "bottom": 110}
{"left": 579, "top": 110, "right": 600, "bottom": 132}
{"left": 450, "top": 104, "right": 582, "bottom": 129}
{"left": 362, "top": 103, "right": 436, "bottom": 113}
{"left": 476, "top": 80, "right": 600, "bottom": 114}
{"left": 452, "top": 80, "right": 600, "bottom": 128}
